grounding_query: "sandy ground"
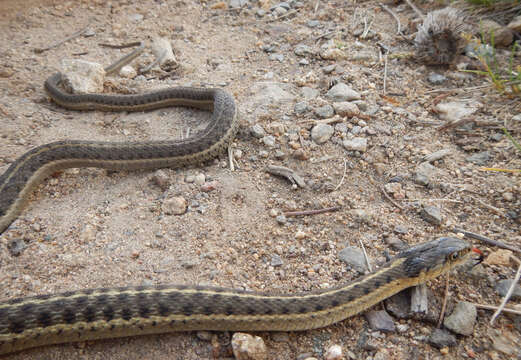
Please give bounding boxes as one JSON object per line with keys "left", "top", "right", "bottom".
{"left": 0, "top": 0, "right": 520, "bottom": 359}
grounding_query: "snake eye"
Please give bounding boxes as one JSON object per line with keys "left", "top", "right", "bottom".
{"left": 449, "top": 252, "right": 459, "bottom": 261}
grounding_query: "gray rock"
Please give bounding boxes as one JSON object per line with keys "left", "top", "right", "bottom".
{"left": 444, "top": 301, "right": 477, "bottom": 336}
{"left": 252, "top": 82, "right": 295, "bottom": 104}
{"left": 276, "top": 215, "right": 287, "bottom": 224}
{"left": 271, "top": 254, "right": 284, "bottom": 267}
{"left": 365, "top": 310, "right": 396, "bottom": 333}
{"left": 270, "top": 53, "right": 284, "bottom": 62}
{"left": 394, "top": 225, "right": 408, "bottom": 234}
{"left": 306, "top": 20, "right": 320, "bottom": 28}
{"left": 272, "top": 1, "right": 290, "bottom": 10}
{"left": 335, "top": 123, "right": 348, "bottom": 133}
{"left": 415, "top": 162, "right": 437, "bottom": 186}
{"left": 513, "top": 114, "right": 521, "bottom": 122}
{"left": 256, "top": 9, "right": 266, "bottom": 16}
{"left": 315, "top": 104, "right": 334, "bottom": 118}
{"left": 350, "top": 125, "right": 362, "bottom": 135}
{"left": 466, "top": 151, "right": 491, "bottom": 165}
{"left": 294, "top": 44, "right": 313, "bottom": 56}
{"left": 427, "top": 73, "right": 447, "bottom": 85}
{"left": 495, "top": 279, "right": 521, "bottom": 300}
{"left": 322, "top": 64, "right": 336, "bottom": 74}
{"left": 326, "top": 83, "right": 361, "bottom": 102}
{"left": 385, "top": 291, "right": 411, "bottom": 319}
{"left": 294, "top": 101, "right": 308, "bottom": 114}
{"left": 261, "top": 135, "right": 276, "bottom": 147}
{"left": 434, "top": 101, "right": 482, "bottom": 122}
{"left": 311, "top": 123, "right": 334, "bottom": 144}
{"left": 343, "top": 137, "right": 367, "bottom": 152}
{"left": 251, "top": 124, "right": 266, "bottom": 138}
{"left": 274, "top": 150, "right": 286, "bottom": 160}
{"left": 333, "top": 101, "right": 359, "bottom": 117}
{"left": 338, "top": 246, "right": 368, "bottom": 273}
{"left": 61, "top": 59, "right": 105, "bottom": 94}
{"left": 299, "top": 59, "right": 309, "bottom": 66}
{"left": 428, "top": 329, "right": 457, "bottom": 348}
{"left": 162, "top": 196, "right": 187, "bottom": 215}
{"left": 301, "top": 87, "right": 319, "bottom": 99}
{"left": 273, "top": 6, "right": 287, "bottom": 15}
{"left": 421, "top": 205, "right": 443, "bottom": 225}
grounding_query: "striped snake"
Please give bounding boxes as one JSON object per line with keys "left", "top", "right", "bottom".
{"left": 0, "top": 72, "right": 238, "bottom": 235}
{"left": 0, "top": 237, "right": 473, "bottom": 355}
{"left": 0, "top": 71, "right": 475, "bottom": 355}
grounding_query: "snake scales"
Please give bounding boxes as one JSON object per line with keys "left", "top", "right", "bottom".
{"left": 0, "top": 72, "right": 238, "bottom": 234}
{"left": 0, "top": 73, "right": 474, "bottom": 355}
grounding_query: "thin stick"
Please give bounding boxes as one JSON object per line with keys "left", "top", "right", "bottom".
{"left": 437, "top": 273, "right": 450, "bottom": 328}
{"left": 284, "top": 206, "right": 340, "bottom": 217}
{"left": 334, "top": 159, "right": 347, "bottom": 191}
{"left": 453, "top": 227, "right": 521, "bottom": 253}
{"left": 379, "top": 3, "right": 401, "bottom": 34}
{"left": 383, "top": 53, "right": 388, "bottom": 95}
{"left": 228, "top": 146, "right": 235, "bottom": 172}
{"left": 470, "top": 196, "right": 508, "bottom": 219}
{"left": 471, "top": 303, "right": 521, "bottom": 316}
{"left": 490, "top": 261, "right": 521, "bottom": 325}
{"left": 358, "top": 237, "right": 372, "bottom": 272}
{"left": 380, "top": 185, "right": 404, "bottom": 210}
{"left": 266, "top": 9, "right": 299, "bottom": 22}
{"left": 34, "top": 23, "right": 91, "bottom": 53}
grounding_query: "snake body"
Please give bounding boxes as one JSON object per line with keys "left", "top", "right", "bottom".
{"left": 0, "top": 74, "right": 473, "bottom": 355}
{"left": 0, "top": 237, "right": 471, "bottom": 355}
{"left": 0, "top": 73, "right": 238, "bottom": 234}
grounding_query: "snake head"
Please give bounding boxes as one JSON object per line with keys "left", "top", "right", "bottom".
{"left": 398, "top": 237, "right": 472, "bottom": 278}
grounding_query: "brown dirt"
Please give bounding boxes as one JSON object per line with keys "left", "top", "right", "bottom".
{"left": 0, "top": 0, "right": 520, "bottom": 359}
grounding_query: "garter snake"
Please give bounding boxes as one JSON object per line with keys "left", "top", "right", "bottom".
{"left": 0, "top": 237, "right": 473, "bottom": 355}
{"left": 0, "top": 72, "right": 238, "bottom": 234}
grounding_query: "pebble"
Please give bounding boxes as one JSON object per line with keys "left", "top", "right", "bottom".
{"left": 324, "top": 344, "right": 342, "bottom": 360}
{"left": 427, "top": 73, "right": 447, "bottom": 84}
{"left": 261, "top": 135, "right": 276, "bottom": 147}
{"left": 151, "top": 169, "right": 171, "bottom": 190}
{"left": 162, "top": 196, "right": 187, "bottom": 215}
{"left": 320, "top": 48, "right": 347, "bottom": 60}
{"left": 326, "top": 83, "right": 361, "bottom": 101}
{"left": 294, "top": 44, "right": 313, "bottom": 56}
{"left": 251, "top": 124, "right": 266, "bottom": 138}
{"left": 119, "top": 65, "right": 137, "bottom": 79}
{"left": 495, "top": 279, "right": 521, "bottom": 300}
{"left": 293, "top": 149, "right": 309, "bottom": 160}
{"left": 434, "top": 101, "right": 482, "bottom": 122}
{"left": 306, "top": 20, "right": 320, "bottom": 28}
{"left": 294, "top": 101, "right": 308, "bottom": 114}
{"left": 194, "top": 173, "right": 206, "bottom": 186}
{"left": 315, "top": 105, "right": 334, "bottom": 119}
{"left": 338, "top": 246, "right": 368, "bottom": 273}
{"left": 332, "top": 101, "right": 359, "bottom": 117}
{"left": 201, "top": 181, "right": 218, "bottom": 192}
{"left": 276, "top": 215, "right": 287, "bottom": 225}
{"left": 311, "top": 123, "right": 334, "bottom": 144}
{"left": 443, "top": 301, "right": 477, "bottom": 336}
{"left": 231, "top": 333, "right": 267, "bottom": 360}
{"left": 421, "top": 205, "right": 443, "bottom": 225}
{"left": 428, "top": 328, "right": 457, "bottom": 348}
{"left": 7, "top": 238, "right": 26, "bottom": 256}
{"left": 271, "top": 332, "right": 289, "bottom": 342}
{"left": 415, "top": 161, "right": 436, "bottom": 186}
{"left": 270, "top": 254, "right": 283, "bottom": 267}
{"left": 196, "top": 331, "right": 213, "bottom": 341}
{"left": 365, "top": 310, "right": 396, "bottom": 332}
{"left": 230, "top": 0, "right": 248, "bottom": 7}
{"left": 343, "top": 137, "right": 367, "bottom": 152}
{"left": 270, "top": 53, "right": 284, "bottom": 62}
{"left": 301, "top": 87, "right": 319, "bottom": 99}
{"left": 466, "top": 151, "right": 491, "bottom": 165}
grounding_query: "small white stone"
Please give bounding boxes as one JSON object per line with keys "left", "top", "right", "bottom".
{"left": 194, "top": 173, "right": 206, "bottom": 185}
{"left": 231, "top": 333, "right": 267, "bottom": 360}
{"left": 325, "top": 344, "right": 343, "bottom": 360}
{"left": 119, "top": 65, "right": 137, "bottom": 79}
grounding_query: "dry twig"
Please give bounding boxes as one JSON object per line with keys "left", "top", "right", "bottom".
{"left": 453, "top": 227, "right": 521, "bottom": 253}
{"left": 34, "top": 22, "right": 91, "bottom": 53}
{"left": 379, "top": 3, "right": 401, "bottom": 34}
{"left": 437, "top": 273, "right": 450, "bottom": 328}
{"left": 471, "top": 303, "right": 521, "bottom": 316}
{"left": 380, "top": 185, "right": 404, "bottom": 210}
{"left": 284, "top": 206, "right": 340, "bottom": 217}
{"left": 334, "top": 159, "right": 347, "bottom": 191}
{"left": 490, "top": 258, "right": 521, "bottom": 325}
